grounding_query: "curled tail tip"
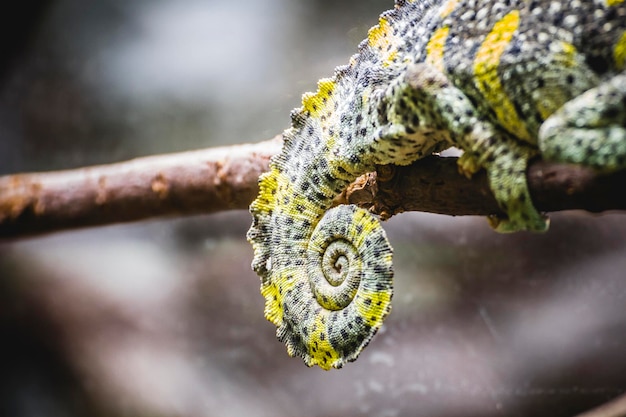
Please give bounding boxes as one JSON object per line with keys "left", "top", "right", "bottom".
{"left": 263, "top": 205, "right": 394, "bottom": 370}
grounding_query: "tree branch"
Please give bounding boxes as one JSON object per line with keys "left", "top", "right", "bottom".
{"left": 1, "top": 136, "right": 625, "bottom": 239}
{"left": 0, "top": 137, "right": 282, "bottom": 239}
{"left": 336, "top": 157, "right": 626, "bottom": 219}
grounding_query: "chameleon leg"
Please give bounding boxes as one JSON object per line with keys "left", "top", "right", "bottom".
{"left": 397, "top": 63, "right": 548, "bottom": 232}
{"left": 481, "top": 145, "right": 548, "bottom": 233}
{"left": 456, "top": 133, "right": 548, "bottom": 233}
{"left": 539, "top": 72, "right": 626, "bottom": 171}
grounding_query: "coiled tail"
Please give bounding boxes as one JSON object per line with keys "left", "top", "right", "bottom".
{"left": 274, "top": 204, "right": 393, "bottom": 369}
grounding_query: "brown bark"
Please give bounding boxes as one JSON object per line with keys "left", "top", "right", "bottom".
{"left": 337, "top": 157, "right": 626, "bottom": 219}
{"left": 1, "top": 136, "right": 625, "bottom": 239}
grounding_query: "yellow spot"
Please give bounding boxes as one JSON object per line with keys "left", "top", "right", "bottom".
{"left": 439, "top": 0, "right": 460, "bottom": 18}
{"left": 426, "top": 26, "right": 450, "bottom": 73}
{"left": 368, "top": 17, "right": 390, "bottom": 48}
{"left": 357, "top": 287, "right": 393, "bottom": 327}
{"left": 607, "top": 0, "right": 624, "bottom": 6}
{"left": 309, "top": 313, "right": 341, "bottom": 370}
{"left": 473, "top": 10, "right": 532, "bottom": 141}
{"left": 348, "top": 209, "right": 380, "bottom": 247}
{"left": 251, "top": 167, "right": 281, "bottom": 214}
{"left": 261, "top": 281, "right": 283, "bottom": 326}
{"left": 615, "top": 31, "right": 626, "bottom": 70}
{"left": 262, "top": 268, "right": 302, "bottom": 325}
{"left": 302, "top": 78, "right": 335, "bottom": 117}
{"left": 368, "top": 17, "right": 399, "bottom": 67}
{"left": 559, "top": 41, "right": 578, "bottom": 68}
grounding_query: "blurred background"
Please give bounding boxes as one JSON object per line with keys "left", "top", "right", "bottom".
{"left": 1, "top": 1, "right": 626, "bottom": 416}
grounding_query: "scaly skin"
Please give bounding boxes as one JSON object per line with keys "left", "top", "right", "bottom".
{"left": 247, "top": 0, "right": 626, "bottom": 369}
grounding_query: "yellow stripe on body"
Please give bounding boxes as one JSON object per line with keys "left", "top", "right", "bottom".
{"left": 309, "top": 313, "right": 341, "bottom": 370}
{"left": 607, "top": 0, "right": 624, "bottom": 6}
{"left": 473, "top": 10, "right": 532, "bottom": 141}
{"left": 302, "top": 78, "right": 336, "bottom": 117}
{"left": 250, "top": 169, "right": 278, "bottom": 216}
{"left": 356, "top": 288, "right": 393, "bottom": 327}
{"left": 368, "top": 17, "right": 401, "bottom": 67}
{"left": 425, "top": 26, "right": 450, "bottom": 73}
{"left": 424, "top": 0, "right": 461, "bottom": 72}
{"left": 615, "top": 31, "right": 626, "bottom": 70}
{"left": 261, "top": 280, "right": 288, "bottom": 326}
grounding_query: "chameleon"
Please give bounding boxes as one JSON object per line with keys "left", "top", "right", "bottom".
{"left": 247, "top": 0, "right": 626, "bottom": 370}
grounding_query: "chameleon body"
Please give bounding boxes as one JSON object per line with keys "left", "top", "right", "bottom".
{"left": 247, "top": 0, "right": 626, "bottom": 370}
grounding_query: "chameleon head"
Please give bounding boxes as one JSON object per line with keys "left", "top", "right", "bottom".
{"left": 261, "top": 204, "right": 394, "bottom": 370}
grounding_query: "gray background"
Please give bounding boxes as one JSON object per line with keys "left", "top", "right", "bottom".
{"left": 1, "top": 1, "right": 625, "bottom": 416}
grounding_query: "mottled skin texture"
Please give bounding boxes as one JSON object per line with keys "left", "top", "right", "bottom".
{"left": 248, "top": 0, "right": 626, "bottom": 370}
